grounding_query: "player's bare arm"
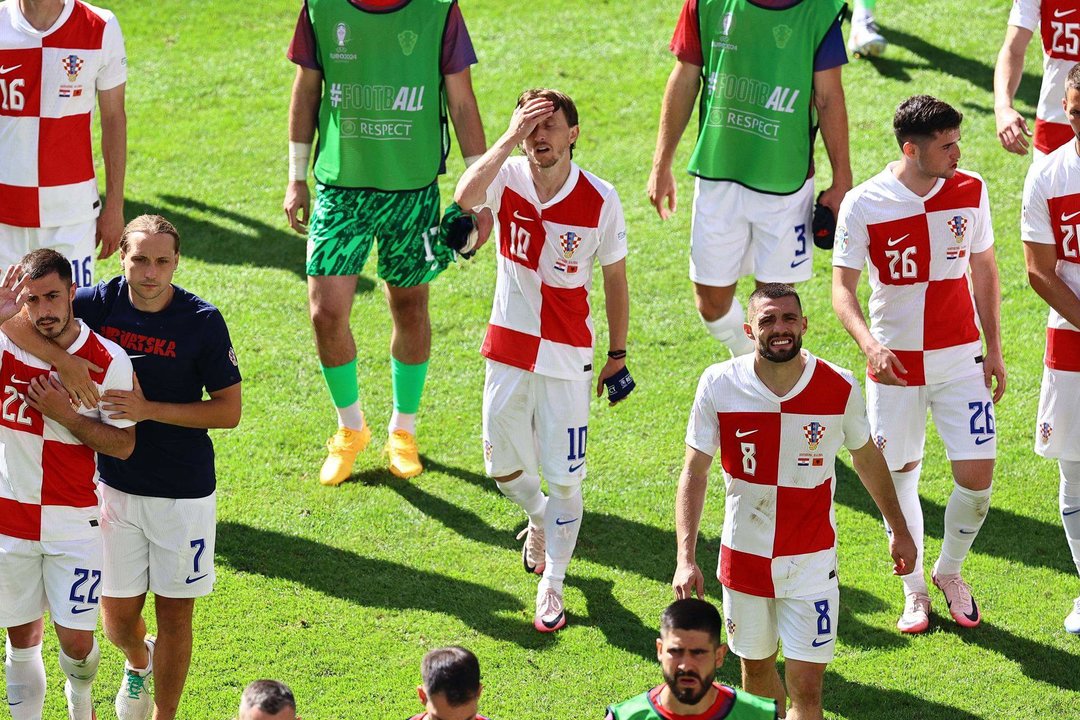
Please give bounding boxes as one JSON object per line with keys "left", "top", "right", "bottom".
{"left": 453, "top": 97, "right": 555, "bottom": 211}
{"left": 812, "top": 66, "right": 852, "bottom": 217}
{"left": 102, "top": 376, "right": 241, "bottom": 428}
{"left": 596, "top": 259, "right": 630, "bottom": 401}
{"left": 969, "top": 246, "right": 1006, "bottom": 402}
{"left": 674, "top": 445, "right": 712, "bottom": 600}
{"left": 849, "top": 439, "right": 918, "bottom": 576}
{"left": 1025, "top": 241, "right": 1080, "bottom": 327}
{"left": 96, "top": 83, "right": 127, "bottom": 259}
{"left": 832, "top": 266, "right": 908, "bottom": 385}
{"left": 648, "top": 60, "right": 701, "bottom": 220}
{"left": 444, "top": 68, "right": 486, "bottom": 160}
{"left": 26, "top": 375, "right": 135, "bottom": 459}
{"left": 284, "top": 65, "right": 322, "bottom": 234}
{"left": 994, "top": 25, "right": 1035, "bottom": 154}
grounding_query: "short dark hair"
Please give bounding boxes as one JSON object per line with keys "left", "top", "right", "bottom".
{"left": 516, "top": 87, "right": 579, "bottom": 153}
{"left": 893, "top": 95, "right": 963, "bottom": 148}
{"left": 748, "top": 283, "right": 802, "bottom": 314}
{"left": 120, "top": 214, "right": 181, "bottom": 255}
{"left": 240, "top": 680, "right": 295, "bottom": 715}
{"left": 421, "top": 646, "right": 481, "bottom": 706}
{"left": 1068, "top": 62, "right": 1080, "bottom": 93}
{"left": 660, "top": 599, "right": 723, "bottom": 646}
{"left": 20, "top": 248, "right": 72, "bottom": 286}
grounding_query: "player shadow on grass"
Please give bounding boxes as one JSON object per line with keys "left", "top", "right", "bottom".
{"left": 215, "top": 521, "right": 545, "bottom": 649}
{"left": 813, "top": 670, "right": 985, "bottom": 720}
{"left": 939, "top": 620, "right": 1080, "bottom": 693}
{"left": 119, "top": 197, "right": 376, "bottom": 293}
{"left": 833, "top": 462, "right": 1074, "bottom": 575}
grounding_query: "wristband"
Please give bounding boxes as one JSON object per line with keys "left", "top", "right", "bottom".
{"left": 603, "top": 366, "right": 635, "bottom": 405}
{"left": 464, "top": 154, "right": 483, "bottom": 168}
{"left": 607, "top": 349, "right": 626, "bottom": 360}
{"left": 289, "top": 141, "right": 312, "bottom": 182}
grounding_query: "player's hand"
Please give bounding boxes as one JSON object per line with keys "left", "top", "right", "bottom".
{"left": 672, "top": 561, "right": 705, "bottom": 600}
{"left": 647, "top": 166, "right": 677, "bottom": 220}
{"left": 96, "top": 203, "right": 124, "bottom": 260}
{"left": 55, "top": 353, "right": 102, "bottom": 410}
{"left": 983, "top": 349, "right": 1007, "bottom": 403}
{"left": 102, "top": 373, "right": 151, "bottom": 422}
{"left": 865, "top": 342, "right": 908, "bottom": 386}
{"left": 284, "top": 181, "right": 311, "bottom": 234}
{"left": 507, "top": 97, "right": 554, "bottom": 143}
{"left": 0, "top": 265, "right": 28, "bottom": 325}
{"left": 995, "top": 106, "right": 1031, "bottom": 155}
{"left": 473, "top": 207, "right": 494, "bottom": 252}
{"left": 888, "top": 527, "right": 918, "bottom": 576}
{"left": 817, "top": 181, "right": 851, "bottom": 220}
{"left": 26, "top": 374, "right": 79, "bottom": 423}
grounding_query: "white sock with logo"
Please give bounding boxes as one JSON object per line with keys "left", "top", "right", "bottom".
{"left": 935, "top": 483, "right": 992, "bottom": 576}
{"left": 5, "top": 639, "right": 46, "bottom": 720}
{"left": 543, "top": 481, "right": 583, "bottom": 592}
{"left": 1059, "top": 460, "right": 1080, "bottom": 577}
{"left": 702, "top": 300, "right": 754, "bottom": 357}
{"left": 889, "top": 465, "right": 928, "bottom": 595}
{"left": 496, "top": 472, "right": 547, "bottom": 527}
{"left": 58, "top": 638, "right": 99, "bottom": 698}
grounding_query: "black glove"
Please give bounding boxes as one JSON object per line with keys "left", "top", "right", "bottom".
{"left": 603, "top": 366, "right": 635, "bottom": 405}
{"left": 438, "top": 202, "right": 479, "bottom": 259}
{"left": 812, "top": 196, "right": 836, "bottom": 250}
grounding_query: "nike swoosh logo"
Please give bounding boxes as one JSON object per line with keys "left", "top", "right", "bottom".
{"left": 185, "top": 574, "right": 207, "bottom": 584}
{"left": 734, "top": 429, "right": 757, "bottom": 438}
{"left": 127, "top": 354, "right": 147, "bottom": 359}
{"left": 70, "top": 606, "right": 94, "bottom": 614}
{"left": 790, "top": 258, "right": 809, "bottom": 268}
{"left": 964, "top": 599, "right": 980, "bottom": 623}
{"left": 958, "top": 529, "right": 976, "bottom": 534}
{"left": 568, "top": 462, "right": 584, "bottom": 473}
{"left": 1055, "top": 8, "right": 1076, "bottom": 18}
{"left": 0, "top": 65, "right": 21, "bottom": 75}
{"left": 886, "top": 234, "right": 910, "bottom": 247}
{"left": 512, "top": 211, "right": 533, "bottom": 222}
{"left": 811, "top": 637, "right": 833, "bottom": 647}
{"left": 555, "top": 517, "right": 579, "bottom": 526}
{"left": 7, "top": 701, "right": 22, "bottom": 706}
{"left": 974, "top": 436, "right": 993, "bottom": 446}
{"left": 9, "top": 378, "right": 27, "bottom": 385}
{"left": 1062, "top": 210, "right": 1080, "bottom": 223}
{"left": 1064, "top": 508, "right": 1080, "bottom": 516}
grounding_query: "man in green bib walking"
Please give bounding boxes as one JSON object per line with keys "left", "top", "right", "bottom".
{"left": 284, "top": 0, "right": 486, "bottom": 483}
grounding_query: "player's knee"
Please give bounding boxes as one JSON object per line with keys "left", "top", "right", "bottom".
{"left": 785, "top": 667, "right": 824, "bottom": 708}
{"left": 695, "top": 293, "right": 733, "bottom": 322}
{"left": 740, "top": 656, "right": 778, "bottom": 682}
{"left": 58, "top": 632, "right": 96, "bottom": 662}
{"left": 548, "top": 480, "right": 580, "bottom": 500}
{"left": 309, "top": 300, "right": 350, "bottom": 336}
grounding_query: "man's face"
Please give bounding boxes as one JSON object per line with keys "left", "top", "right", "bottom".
{"left": 746, "top": 295, "right": 806, "bottom": 363}
{"left": 24, "top": 271, "right": 74, "bottom": 340}
{"left": 656, "top": 628, "right": 725, "bottom": 706}
{"left": 418, "top": 688, "right": 479, "bottom": 720}
{"left": 910, "top": 128, "right": 961, "bottom": 180}
{"left": 121, "top": 231, "right": 178, "bottom": 305}
{"left": 521, "top": 108, "right": 579, "bottom": 170}
{"left": 1064, "top": 87, "right": 1080, "bottom": 141}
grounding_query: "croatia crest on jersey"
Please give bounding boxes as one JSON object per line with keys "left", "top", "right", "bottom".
{"left": 804, "top": 421, "right": 826, "bottom": 451}
{"left": 62, "top": 54, "right": 84, "bottom": 82}
{"left": 559, "top": 231, "right": 582, "bottom": 259}
{"left": 1040, "top": 422, "right": 1053, "bottom": 443}
{"left": 945, "top": 215, "right": 968, "bottom": 259}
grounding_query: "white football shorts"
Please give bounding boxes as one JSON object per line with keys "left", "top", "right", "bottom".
{"left": 99, "top": 483, "right": 216, "bottom": 599}
{"left": 0, "top": 220, "right": 96, "bottom": 287}
{"left": 482, "top": 360, "right": 591, "bottom": 485}
{"left": 722, "top": 584, "right": 839, "bottom": 664}
{"left": 0, "top": 534, "right": 103, "bottom": 631}
{"left": 866, "top": 373, "right": 997, "bottom": 469}
{"left": 1035, "top": 365, "right": 1080, "bottom": 461}
{"left": 689, "top": 177, "right": 815, "bottom": 287}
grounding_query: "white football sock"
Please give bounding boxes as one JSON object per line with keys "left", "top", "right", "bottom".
{"left": 935, "top": 483, "right": 992, "bottom": 576}
{"left": 496, "top": 473, "right": 547, "bottom": 527}
{"left": 888, "top": 464, "right": 928, "bottom": 595}
{"left": 6, "top": 639, "right": 46, "bottom": 720}
{"left": 58, "top": 638, "right": 99, "bottom": 697}
{"left": 388, "top": 410, "right": 416, "bottom": 436}
{"left": 336, "top": 402, "right": 363, "bottom": 431}
{"left": 1059, "top": 460, "right": 1080, "bottom": 578}
{"left": 702, "top": 300, "right": 754, "bottom": 357}
{"left": 543, "top": 481, "right": 583, "bottom": 592}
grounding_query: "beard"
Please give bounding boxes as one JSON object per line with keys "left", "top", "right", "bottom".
{"left": 663, "top": 668, "right": 714, "bottom": 706}
{"left": 758, "top": 332, "right": 803, "bottom": 363}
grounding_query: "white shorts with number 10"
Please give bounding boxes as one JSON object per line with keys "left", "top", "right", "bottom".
{"left": 482, "top": 360, "right": 590, "bottom": 485}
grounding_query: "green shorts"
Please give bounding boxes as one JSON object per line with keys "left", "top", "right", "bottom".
{"left": 306, "top": 182, "right": 454, "bottom": 286}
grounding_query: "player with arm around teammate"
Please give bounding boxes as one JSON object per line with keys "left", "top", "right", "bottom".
{"left": 832, "top": 95, "right": 1005, "bottom": 635}
{"left": 454, "top": 88, "right": 633, "bottom": 633}
{"left": 1021, "top": 62, "right": 1080, "bottom": 633}
{"left": 673, "top": 284, "right": 915, "bottom": 720}
{"left": 0, "top": 250, "right": 136, "bottom": 720}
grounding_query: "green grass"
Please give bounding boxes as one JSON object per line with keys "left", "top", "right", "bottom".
{"left": 22, "top": 0, "right": 1080, "bottom": 717}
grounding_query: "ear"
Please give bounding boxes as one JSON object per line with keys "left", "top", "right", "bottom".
{"left": 68, "top": 282, "right": 76, "bottom": 301}
{"left": 743, "top": 322, "right": 753, "bottom": 341}
{"left": 417, "top": 686, "right": 427, "bottom": 704}
{"left": 715, "top": 642, "right": 728, "bottom": 666}
{"left": 569, "top": 125, "right": 580, "bottom": 145}
{"left": 901, "top": 140, "right": 919, "bottom": 160}
{"left": 801, "top": 316, "right": 808, "bottom": 333}
{"left": 655, "top": 637, "right": 664, "bottom": 662}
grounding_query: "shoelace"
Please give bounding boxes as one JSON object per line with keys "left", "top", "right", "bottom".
{"left": 516, "top": 525, "right": 545, "bottom": 563}
{"left": 538, "top": 589, "right": 563, "bottom": 617}
{"left": 126, "top": 672, "right": 147, "bottom": 699}
{"left": 941, "top": 577, "right": 972, "bottom": 607}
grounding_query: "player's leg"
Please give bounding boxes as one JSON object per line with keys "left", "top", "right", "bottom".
{"left": 775, "top": 588, "right": 837, "bottom": 720}
{"left": 930, "top": 377, "right": 995, "bottom": 627}
{"left": 5, "top": 619, "right": 47, "bottom": 720}
{"left": 307, "top": 183, "right": 376, "bottom": 486}
{"left": 690, "top": 179, "right": 754, "bottom": 357}
{"left": 146, "top": 597, "right": 194, "bottom": 720}
{"left": 848, "top": 0, "right": 886, "bottom": 58}
{"left": 39, "top": 220, "right": 96, "bottom": 287}
{"left": 783, "top": 660, "right": 826, "bottom": 720}
{"left": 484, "top": 361, "right": 547, "bottom": 573}
{"left": 1061, "top": 460, "right": 1080, "bottom": 632}
{"left": 749, "top": 177, "right": 815, "bottom": 288}
{"left": 0, "top": 535, "right": 48, "bottom": 719}
{"left": 722, "top": 586, "right": 785, "bottom": 714}
{"left": 53, "top": 625, "right": 100, "bottom": 720}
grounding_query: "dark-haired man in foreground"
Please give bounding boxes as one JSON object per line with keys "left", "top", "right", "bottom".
{"left": 409, "top": 646, "right": 488, "bottom": 720}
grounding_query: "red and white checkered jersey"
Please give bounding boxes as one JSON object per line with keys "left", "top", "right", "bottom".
{"left": 0, "top": 321, "right": 133, "bottom": 543}
{"left": 833, "top": 165, "right": 993, "bottom": 386}
{"left": 1022, "top": 142, "right": 1080, "bottom": 372}
{"left": 0, "top": 0, "right": 126, "bottom": 228}
{"left": 478, "top": 157, "right": 627, "bottom": 380}
{"left": 1009, "top": 0, "right": 1077, "bottom": 154}
{"left": 686, "top": 351, "right": 871, "bottom": 599}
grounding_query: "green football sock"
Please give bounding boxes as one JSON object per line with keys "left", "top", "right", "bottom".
{"left": 391, "top": 357, "right": 428, "bottom": 414}
{"left": 321, "top": 360, "right": 359, "bottom": 409}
